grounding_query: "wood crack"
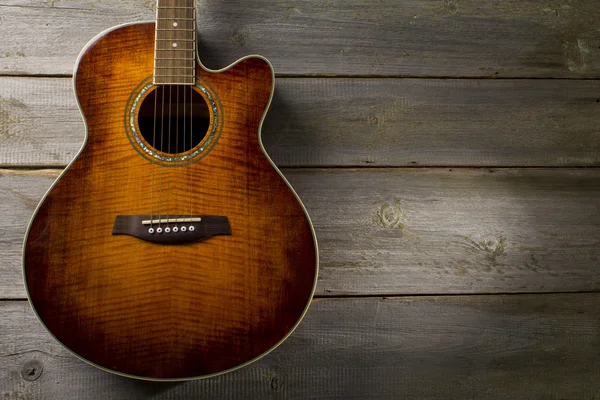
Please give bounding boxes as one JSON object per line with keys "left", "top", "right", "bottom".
{"left": 0, "top": 349, "right": 70, "bottom": 359}
{"left": 0, "top": 4, "right": 87, "bottom": 11}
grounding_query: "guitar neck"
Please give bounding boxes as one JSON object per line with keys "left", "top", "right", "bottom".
{"left": 154, "top": 0, "right": 197, "bottom": 85}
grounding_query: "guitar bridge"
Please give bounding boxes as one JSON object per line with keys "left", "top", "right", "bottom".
{"left": 112, "top": 215, "right": 231, "bottom": 244}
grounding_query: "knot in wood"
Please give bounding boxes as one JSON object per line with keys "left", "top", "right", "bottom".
{"left": 270, "top": 374, "right": 284, "bottom": 392}
{"left": 469, "top": 235, "right": 506, "bottom": 258}
{"left": 482, "top": 237, "right": 505, "bottom": 255}
{"left": 444, "top": 0, "right": 458, "bottom": 14}
{"left": 21, "top": 360, "right": 43, "bottom": 381}
{"left": 376, "top": 202, "right": 404, "bottom": 229}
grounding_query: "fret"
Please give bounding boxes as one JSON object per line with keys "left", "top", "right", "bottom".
{"left": 154, "top": 82, "right": 196, "bottom": 86}
{"left": 155, "top": 33, "right": 195, "bottom": 39}
{"left": 156, "top": 39, "right": 196, "bottom": 42}
{"left": 154, "top": 68, "right": 195, "bottom": 71}
{"left": 154, "top": 69, "right": 196, "bottom": 75}
{"left": 155, "top": 66, "right": 196, "bottom": 69}
{"left": 154, "top": 77, "right": 195, "bottom": 82}
{"left": 154, "top": 59, "right": 195, "bottom": 63}
{"left": 154, "top": 83, "right": 196, "bottom": 86}
{"left": 156, "top": 28, "right": 196, "bottom": 32}
{"left": 154, "top": 65, "right": 195, "bottom": 70}
{"left": 156, "top": 46, "right": 195, "bottom": 49}
{"left": 157, "top": 17, "right": 195, "bottom": 20}
{"left": 154, "top": 74, "right": 195, "bottom": 78}
{"left": 155, "top": 39, "right": 195, "bottom": 44}
{"left": 155, "top": 36, "right": 195, "bottom": 41}
{"left": 154, "top": 62, "right": 195, "bottom": 66}
{"left": 155, "top": 49, "right": 195, "bottom": 52}
{"left": 154, "top": 78, "right": 195, "bottom": 81}
{"left": 154, "top": 67, "right": 196, "bottom": 73}
{"left": 155, "top": 29, "right": 195, "bottom": 33}
{"left": 155, "top": 38, "right": 195, "bottom": 44}
{"left": 154, "top": 57, "right": 195, "bottom": 60}
{"left": 154, "top": 74, "right": 196, "bottom": 77}
{"left": 155, "top": 43, "right": 195, "bottom": 47}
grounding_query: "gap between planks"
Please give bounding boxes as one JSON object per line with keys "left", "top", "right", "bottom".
{"left": 2, "top": 73, "right": 600, "bottom": 81}
{"left": 5, "top": 291, "right": 600, "bottom": 302}
{"left": 4, "top": 166, "right": 600, "bottom": 172}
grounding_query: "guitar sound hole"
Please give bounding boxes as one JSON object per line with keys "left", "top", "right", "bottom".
{"left": 137, "top": 85, "right": 210, "bottom": 155}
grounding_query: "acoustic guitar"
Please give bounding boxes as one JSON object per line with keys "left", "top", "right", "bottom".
{"left": 23, "top": 0, "right": 318, "bottom": 380}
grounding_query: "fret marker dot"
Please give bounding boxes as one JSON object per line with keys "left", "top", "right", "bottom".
{"left": 173, "top": 43, "right": 178, "bottom": 48}
{"left": 173, "top": 22, "right": 178, "bottom": 27}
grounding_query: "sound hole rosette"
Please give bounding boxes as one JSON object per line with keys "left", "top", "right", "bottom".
{"left": 124, "top": 76, "right": 224, "bottom": 167}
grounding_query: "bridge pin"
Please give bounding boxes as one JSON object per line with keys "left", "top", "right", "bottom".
{"left": 173, "top": 227, "right": 179, "bottom": 233}
{"left": 148, "top": 227, "right": 155, "bottom": 234}
{"left": 181, "top": 226, "right": 187, "bottom": 232}
{"left": 189, "top": 226, "right": 195, "bottom": 232}
{"left": 165, "top": 227, "right": 171, "bottom": 233}
{"left": 157, "top": 227, "right": 163, "bottom": 234}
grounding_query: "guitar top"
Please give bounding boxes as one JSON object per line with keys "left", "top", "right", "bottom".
{"left": 22, "top": 0, "right": 318, "bottom": 380}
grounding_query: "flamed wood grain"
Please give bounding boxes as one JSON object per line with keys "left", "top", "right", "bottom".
{"left": 2, "top": 295, "right": 600, "bottom": 399}
{"left": 2, "top": 77, "right": 600, "bottom": 168}
{"left": 1, "top": 0, "right": 599, "bottom": 77}
{"left": 5, "top": 168, "right": 600, "bottom": 299}
{"left": 21, "top": 23, "right": 317, "bottom": 379}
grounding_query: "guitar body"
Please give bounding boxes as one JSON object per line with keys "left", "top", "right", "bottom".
{"left": 23, "top": 22, "right": 317, "bottom": 380}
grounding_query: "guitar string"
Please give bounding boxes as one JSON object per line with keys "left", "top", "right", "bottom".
{"left": 189, "top": 84, "right": 193, "bottom": 219}
{"left": 157, "top": 0, "right": 163, "bottom": 232}
{"left": 165, "top": 2, "right": 172, "bottom": 233}
{"left": 182, "top": 81, "right": 188, "bottom": 225}
{"left": 191, "top": 3, "right": 195, "bottom": 221}
{"left": 151, "top": 0, "right": 160, "bottom": 233}
{"left": 175, "top": 84, "right": 180, "bottom": 230}
{"left": 171, "top": 7, "right": 180, "bottom": 231}
{"left": 151, "top": 82, "right": 158, "bottom": 232}
{"left": 166, "top": 83, "right": 172, "bottom": 231}
{"left": 174, "top": 3, "right": 180, "bottom": 230}
{"left": 166, "top": 3, "right": 173, "bottom": 232}
{"left": 159, "top": 84, "right": 165, "bottom": 232}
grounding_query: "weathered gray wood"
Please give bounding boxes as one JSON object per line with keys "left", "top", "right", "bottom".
{"left": 1, "top": 0, "right": 600, "bottom": 77}
{"left": 0, "top": 170, "right": 58, "bottom": 299}
{"left": 0, "top": 78, "right": 82, "bottom": 166}
{"left": 2, "top": 77, "right": 600, "bottom": 167}
{"left": 2, "top": 168, "right": 599, "bottom": 299}
{"left": 2, "top": 295, "right": 600, "bottom": 399}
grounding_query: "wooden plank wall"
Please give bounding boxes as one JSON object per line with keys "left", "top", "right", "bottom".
{"left": 1, "top": 0, "right": 599, "bottom": 398}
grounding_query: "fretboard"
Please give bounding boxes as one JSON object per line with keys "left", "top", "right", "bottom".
{"left": 154, "top": 0, "right": 196, "bottom": 85}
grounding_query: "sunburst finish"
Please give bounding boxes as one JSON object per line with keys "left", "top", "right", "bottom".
{"left": 23, "top": 23, "right": 318, "bottom": 380}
